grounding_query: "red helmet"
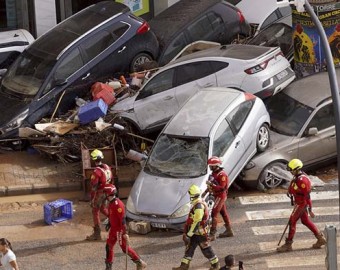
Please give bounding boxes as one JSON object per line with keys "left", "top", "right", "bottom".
{"left": 207, "top": 156, "right": 222, "bottom": 167}
{"left": 103, "top": 184, "right": 117, "bottom": 198}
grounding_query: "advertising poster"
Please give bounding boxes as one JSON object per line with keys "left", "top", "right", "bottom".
{"left": 292, "top": 3, "right": 340, "bottom": 78}
{"left": 115, "top": 0, "right": 150, "bottom": 16}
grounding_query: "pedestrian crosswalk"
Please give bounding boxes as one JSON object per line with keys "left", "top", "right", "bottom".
{"left": 235, "top": 190, "right": 340, "bottom": 269}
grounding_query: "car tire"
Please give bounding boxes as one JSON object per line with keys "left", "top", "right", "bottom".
{"left": 130, "top": 53, "right": 153, "bottom": 72}
{"left": 259, "top": 161, "right": 288, "bottom": 189}
{"left": 256, "top": 123, "right": 270, "bottom": 152}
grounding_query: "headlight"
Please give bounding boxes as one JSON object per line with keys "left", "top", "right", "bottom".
{"left": 126, "top": 196, "right": 137, "bottom": 214}
{"left": 171, "top": 202, "right": 191, "bottom": 219}
{"left": 1, "top": 109, "right": 29, "bottom": 134}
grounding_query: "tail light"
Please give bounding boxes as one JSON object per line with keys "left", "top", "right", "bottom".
{"left": 244, "top": 51, "right": 284, "bottom": 75}
{"left": 137, "top": 21, "right": 150, "bottom": 35}
{"left": 244, "top": 92, "right": 256, "bottom": 101}
{"left": 237, "top": 10, "right": 245, "bottom": 24}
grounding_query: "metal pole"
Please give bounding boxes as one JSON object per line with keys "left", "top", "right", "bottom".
{"left": 303, "top": 0, "right": 340, "bottom": 220}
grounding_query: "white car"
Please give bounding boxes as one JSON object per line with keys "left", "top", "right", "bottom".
{"left": 111, "top": 44, "right": 295, "bottom": 134}
{"left": 0, "top": 29, "right": 35, "bottom": 78}
{"left": 126, "top": 87, "right": 270, "bottom": 230}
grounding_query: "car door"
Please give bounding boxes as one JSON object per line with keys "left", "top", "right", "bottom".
{"left": 297, "top": 103, "right": 336, "bottom": 164}
{"left": 174, "top": 61, "right": 217, "bottom": 107}
{"left": 28, "top": 47, "right": 91, "bottom": 124}
{"left": 133, "top": 68, "right": 178, "bottom": 131}
{"left": 211, "top": 118, "right": 245, "bottom": 183}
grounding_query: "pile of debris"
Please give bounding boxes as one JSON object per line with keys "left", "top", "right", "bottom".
{"left": 6, "top": 78, "right": 154, "bottom": 164}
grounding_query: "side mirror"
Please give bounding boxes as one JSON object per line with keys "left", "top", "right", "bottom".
{"left": 307, "top": 127, "right": 318, "bottom": 136}
{"left": 0, "top": 69, "right": 7, "bottom": 76}
{"left": 55, "top": 78, "right": 68, "bottom": 86}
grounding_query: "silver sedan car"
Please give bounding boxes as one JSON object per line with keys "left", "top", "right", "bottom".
{"left": 240, "top": 69, "right": 339, "bottom": 190}
{"left": 126, "top": 87, "right": 270, "bottom": 230}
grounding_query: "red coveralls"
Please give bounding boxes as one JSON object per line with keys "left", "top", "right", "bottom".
{"left": 90, "top": 164, "right": 113, "bottom": 226}
{"left": 105, "top": 198, "right": 140, "bottom": 264}
{"left": 287, "top": 172, "right": 319, "bottom": 240}
{"left": 209, "top": 168, "right": 231, "bottom": 232}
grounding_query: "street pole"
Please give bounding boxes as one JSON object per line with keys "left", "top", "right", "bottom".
{"left": 278, "top": 0, "right": 340, "bottom": 218}
{"left": 302, "top": 0, "right": 340, "bottom": 220}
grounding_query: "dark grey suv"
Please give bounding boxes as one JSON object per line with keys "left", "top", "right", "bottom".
{"left": 149, "top": 0, "right": 251, "bottom": 66}
{"left": 0, "top": 1, "right": 159, "bottom": 139}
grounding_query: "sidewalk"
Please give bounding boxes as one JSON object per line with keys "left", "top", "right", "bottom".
{"left": 0, "top": 150, "right": 83, "bottom": 197}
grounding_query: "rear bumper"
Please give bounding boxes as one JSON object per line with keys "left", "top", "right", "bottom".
{"left": 255, "top": 67, "right": 296, "bottom": 99}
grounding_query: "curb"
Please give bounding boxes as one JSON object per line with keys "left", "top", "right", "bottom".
{"left": 4, "top": 181, "right": 82, "bottom": 197}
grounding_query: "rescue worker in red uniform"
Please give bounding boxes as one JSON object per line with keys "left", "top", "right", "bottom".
{"left": 205, "top": 156, "right": 233, "bottom": 240}
{"left": 173, "top": 184, "right": 220, "bottom": 270}
{"left": 103, "top": 184, "right": 147, "bottom": 270}
{"left": 277, "top": 158, "right": 327, "bottom": 252}
{"left": 86, "top": 149, "right": 113, "bottom": 241}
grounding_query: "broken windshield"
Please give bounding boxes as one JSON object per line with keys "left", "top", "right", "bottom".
{"left": 145, "top": 134, "right": 209, "bottom": 178}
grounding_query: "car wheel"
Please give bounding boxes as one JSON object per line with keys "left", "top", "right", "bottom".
{"left": 257, "top": 123, "right": 270, "bottom": 152}
{"left": 259, "top": 161, "right": 288, "bottom": 189}
{"left": 130, "top": 53, "right": 153, "bottom": 72}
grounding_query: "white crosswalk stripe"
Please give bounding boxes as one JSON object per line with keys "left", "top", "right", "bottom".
{"left": 237, "top": 190, "right": 339, "bottom": 269}
{"left": 239, "top": 191, "right": 339, "bottom": 205}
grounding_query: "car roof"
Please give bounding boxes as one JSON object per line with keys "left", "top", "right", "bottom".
{"left": 28, "top": 1, "right": 129, "bottom": 58}
{"left": 283, "top": 69, "right": 340, "bottom": 108}
{"left": 149, "top": 0, "right": 234, "bottom": 47}
{"left": 169, "top": 44, "right": 274, "bottom": 65}
{"left": 164, "top": 87, "right": 243, "bottom": 137}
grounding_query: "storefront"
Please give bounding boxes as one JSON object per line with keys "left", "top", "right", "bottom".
{"left": 0, "top": 0, "right": 160, "bottom": 38}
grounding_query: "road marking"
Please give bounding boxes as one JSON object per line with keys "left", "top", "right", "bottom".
{"left": 246, "top": 206, "right": 339, "bottom": 220}
{"left": 252, "top": 222, "right": 339, "bottom": 235}
{"left": 266, "top": 255, "right": 340, "bottom": 268}
{"left": 239, "top": 191, "right": 339, "bottom": 205}
{"left": 259, "top": 238, "right": 340, "bottom": 252}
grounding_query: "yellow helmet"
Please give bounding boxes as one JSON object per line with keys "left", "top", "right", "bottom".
{"left": 91, "top": 149, "right": 104, "bottom": 161}
{"left": 287, "top": 159, "right": 303, "bottom": 171}
{"left": 188, "top": 184, "right": 201, "bottom": 198}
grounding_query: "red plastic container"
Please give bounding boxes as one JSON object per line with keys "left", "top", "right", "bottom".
{"left": 91, "top": 82, "right": 116, "bottom": 105}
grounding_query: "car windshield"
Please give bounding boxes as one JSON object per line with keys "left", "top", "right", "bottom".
{"left": 1, "top": 49, "right": 55, "bottom": 97}
{"left": 265, "top": 92, "right": 313, "bottom": 136}
{"left": 145, "top": 134, "right": 209, "bottom": 178}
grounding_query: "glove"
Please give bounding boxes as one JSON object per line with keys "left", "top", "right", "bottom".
{"left": 308, "top": 207, "right": 315, "bottom": 218}
{"left": 123, "top": 234, "right": 130, "bottom": 245}
{"left": 105, "top": 222, "right": 111, "bottom": 232}
{"left": 182, "top": 234, "right": 190, "bottom": 245}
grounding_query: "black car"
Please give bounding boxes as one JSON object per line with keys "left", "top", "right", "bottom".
{"left": 0, "top": 1, "right": 159, "bottom": 139}
{"left": 149, "top": 0, "right": 251, "bottom": 66}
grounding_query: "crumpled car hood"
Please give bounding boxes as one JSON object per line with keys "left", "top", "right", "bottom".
{"left": 130, "top": 170, "right": 207, "bottom": 216}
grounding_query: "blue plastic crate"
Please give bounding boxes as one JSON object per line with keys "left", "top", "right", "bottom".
{"left": 78, "top": 98, "right": 108, "bottom": 125}
{"left": 44, "top": 199, "right": 73, "bottom": 225}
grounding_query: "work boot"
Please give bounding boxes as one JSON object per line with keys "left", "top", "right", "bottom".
{"left": 276, "top": 238, "right": 293, "bottom": 252}
{"left": 86, "top": 225, "right": 102, "bottom": 241}
{"left": 219, "top": 224, "right": 234, "bottom": 238}
{"left": 209, "top": 229, "right": 217, "bottom": 241}
{"left": 312, "top": 232, "right": 327, "bottom": 249}
{"left": 209, "top": 262, "right": 220, "bottom": 270}
{"left": 105, "top": 262, "right": 112, "bottom": 270}
{"left": 135, "top": 259, "right": 147, "bottom": 270}
{"left": 172, "top": 262, "right": 189, "bottom": 270}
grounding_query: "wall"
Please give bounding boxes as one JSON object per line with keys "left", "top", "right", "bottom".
{"left": 34, "top": 0, "right": 56, "bottom": 37}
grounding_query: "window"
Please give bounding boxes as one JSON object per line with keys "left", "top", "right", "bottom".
{"left": 227, "top": 100, "right": 254, "bottom": 133}
{"left": 175, "top": 62, "right": 214, "bottom": 86}
{"left": 207, "top": 12, "right": 224, "bottom": 30}
{"left": 210, "top": 61, "right": 229, "bottom": 73}
{"left": 0, "top": 51, "right": 20, "bottom": 69}
{"left": 212, "top": 119, "right": 235, "bottom": 156}
{"left": 162, "top": 33, "right": 187, "bottom": 64}
{"left": 53, "top": 48, "right": 83, "bottom": 83}
{"left": 187, "top": 15, "right": 214, "bottom": 41}
{"left": 306, "top": 104, "right": 335, "bottom": 133}
{"left": 137, "top": 69, "right": 175, "bottom": 100}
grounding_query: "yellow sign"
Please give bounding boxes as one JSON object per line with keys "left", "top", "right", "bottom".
{"left": 115, "top": 0, "right": 150, "bottom": 16}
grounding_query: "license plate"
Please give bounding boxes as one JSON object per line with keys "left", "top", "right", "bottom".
{"left": 151, "top": 223, "right": 167, "bottom": 228}
{"left": 276, "top": 70, "right": 288, "bottom": 80}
